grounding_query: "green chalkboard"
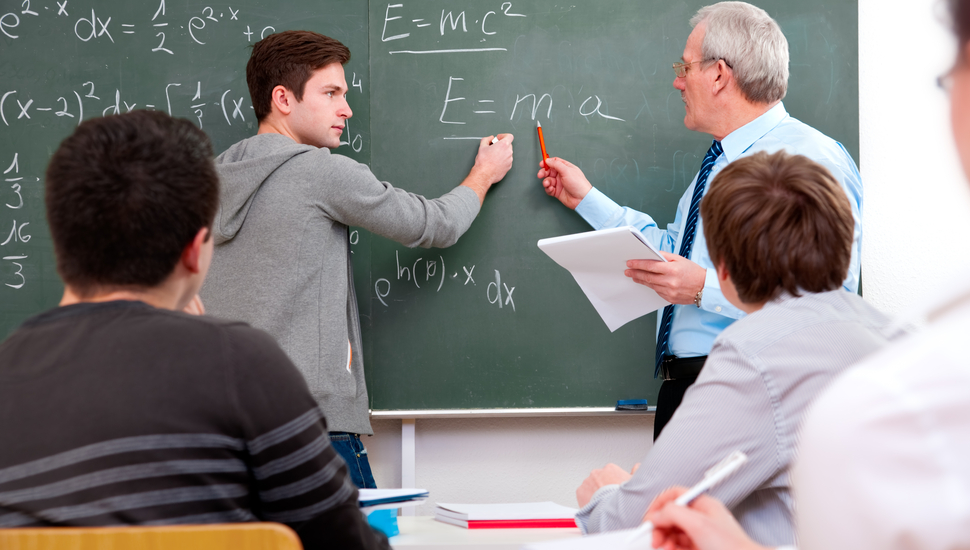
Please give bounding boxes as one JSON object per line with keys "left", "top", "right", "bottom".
{"left": 0, "top": 0, "right": 370, "bottom": 336}
{"left": 360, "top": 0, "right": 859, "bottom": 410}
{"left": 0, "top": 0, "right": 858, "bottom": 412}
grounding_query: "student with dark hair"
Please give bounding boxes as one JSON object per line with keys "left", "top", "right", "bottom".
{"left": 572, "top": 151, "right": 899, "bottom": 547}
{"left": 200, "top": 31, "right": 514, "bottom": 487}
{"left": 0, "top": 111, "right": 390, "bottom": 550}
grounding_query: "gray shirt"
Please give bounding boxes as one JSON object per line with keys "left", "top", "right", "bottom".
{"left": 576, "top": 290, "right": 901, "bottom": 546}
{"left": 201, "top": 133, "right": 480, "bottom": 434}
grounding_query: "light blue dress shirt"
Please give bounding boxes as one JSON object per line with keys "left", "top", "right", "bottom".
{"left": 575, "top": 103, "right": 862, "bottom": 359}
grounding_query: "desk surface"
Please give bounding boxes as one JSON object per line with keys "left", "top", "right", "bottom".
{"left": 390, "top": 516, "right": 581, "bottom": 549}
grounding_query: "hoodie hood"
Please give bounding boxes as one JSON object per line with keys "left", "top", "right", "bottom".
{"left": 212, "top": 134, "right": 316, "bottom": 244}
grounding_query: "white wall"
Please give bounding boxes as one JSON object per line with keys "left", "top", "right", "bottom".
{"left": 859, "top": 0, "right": 970, "bottom": 315}
{"left": 368, "top": 416, "right": 654, "bottom": 514}
{"left": 364, "top": 0, "right": 970, "bottom": 513}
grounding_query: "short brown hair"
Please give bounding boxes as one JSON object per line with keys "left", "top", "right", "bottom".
{"left": 46, "top": 111, "right": 218, "bottom": 297}
{"left": 247, "top": 30, "right": 351, "bottom": 121}
{"left": 701, "top": 150, "right": 853, "bottom": 304}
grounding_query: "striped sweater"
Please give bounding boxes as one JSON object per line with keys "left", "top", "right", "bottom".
{"left": 0, "top": 300, "right": 388, "bottom": 549}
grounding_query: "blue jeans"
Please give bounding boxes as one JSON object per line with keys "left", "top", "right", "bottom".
{"left": 329, "top": 432, "right": 376, "bottom": 488}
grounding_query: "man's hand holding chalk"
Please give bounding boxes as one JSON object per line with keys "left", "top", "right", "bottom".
{"left": 461, "top": 133, "right": 515, "bottom": 204}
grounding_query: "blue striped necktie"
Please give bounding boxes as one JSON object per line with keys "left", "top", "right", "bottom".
{"left": 654, "top": 140, "right": 723, "bottom": 376}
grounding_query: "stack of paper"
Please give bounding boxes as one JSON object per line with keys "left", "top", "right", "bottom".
{"left": 538, "top": 226, "right": 670, "bottom": 332}
{"left": 523, "top": 526, "right": 651, "bottom": 549}
{"left": 433, "top": 502, "right": 579, "bottom": 529}
{"left": 358, "top": 488, "right": 429, "bottom": 514}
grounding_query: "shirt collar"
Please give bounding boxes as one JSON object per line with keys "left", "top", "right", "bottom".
{"left": 719, "top": 102, "right": 788, "bottom": 162}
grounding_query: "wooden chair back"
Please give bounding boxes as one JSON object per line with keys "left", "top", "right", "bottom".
{"left": 0, "top": 522, "right": 303, "bottom": 550}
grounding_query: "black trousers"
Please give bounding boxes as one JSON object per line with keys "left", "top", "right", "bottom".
{"left": 653, "top": 375, "right": 699, "bottom": 440}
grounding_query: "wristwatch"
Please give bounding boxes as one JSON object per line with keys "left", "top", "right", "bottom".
{"left": 694, "top": 288, "right": 703, "bottom": 308}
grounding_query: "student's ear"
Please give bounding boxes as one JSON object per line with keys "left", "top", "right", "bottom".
{"left": 715, "top": 260, "right": 730, "bottom": 283}
{"left": 181, "top": 228, "right": 210, "bottom": 274}
{"left": 270, "top": 85, "right": 295, "bottom": 115}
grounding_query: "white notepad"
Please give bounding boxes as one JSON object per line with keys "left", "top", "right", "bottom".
{"left": 538, "top": 226, "right": 670, "bottom": 331}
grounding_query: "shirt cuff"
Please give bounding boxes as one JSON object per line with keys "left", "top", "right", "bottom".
{"left": 575, "top": 187, "right": 623, "bottom": 230}
{"left": 574, "top": 484, "right": 620, "bottom": 534}
{"left": 698, "top": 268, "right": 744, "bottom": 319}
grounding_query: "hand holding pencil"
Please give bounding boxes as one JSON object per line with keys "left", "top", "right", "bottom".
{"left": 537, "top": 156, "right": 593, "bottom": 212}
{"left": 535, "top": 121, "right": 593, "bottom": 210}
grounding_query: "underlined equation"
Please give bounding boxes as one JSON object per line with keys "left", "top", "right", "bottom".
{"left": 1, "top": 153, "right": 37, "bottom": 290}
{"left": 1, "top": 1, "right": 276, "bottom": 54}
{"left": 364, "top": 245, "right": 517, "bottom": 313}
{"left": 380, "top": 1, "right": 526, "bottom": 55}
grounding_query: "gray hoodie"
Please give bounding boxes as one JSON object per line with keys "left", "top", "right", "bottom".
{"left": 201, "top": 133, "right": 480, "bottom": 434}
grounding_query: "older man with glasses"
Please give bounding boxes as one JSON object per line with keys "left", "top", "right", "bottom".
{"left": 538, "top": 1, "right": 863, "bottom": 441}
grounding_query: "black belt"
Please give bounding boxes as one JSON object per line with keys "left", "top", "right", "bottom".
{"left": 659, "top": 355, "right": 708, "bottom": 381}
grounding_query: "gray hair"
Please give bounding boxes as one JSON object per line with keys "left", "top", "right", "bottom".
{"left": 690, "top": 2, "right": 789, "bottom": 104}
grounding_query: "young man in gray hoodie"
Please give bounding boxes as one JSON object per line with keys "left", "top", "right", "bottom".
{"left": 200, "top": 31, "right": 514, "bottom": 487}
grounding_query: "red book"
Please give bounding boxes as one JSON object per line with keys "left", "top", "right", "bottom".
{"left": 434, "top": 502, "right": 580, "bottom": 530}
{"left": 466, "top": 519, "right": 579, "bottom": 529}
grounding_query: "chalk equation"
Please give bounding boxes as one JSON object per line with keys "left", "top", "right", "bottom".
{"left": 366, "top": 247, "right": 517, "bottom": 312}
{"left": 380, "top": 1, "right": 526, "bottom": 54}
{"left": 439, "top": 76, "right": 627, "bottom": 132}
{"left": 1, "top": 80, "right": 251, "bottom": 132}
{"left": 0, "top": 75, "right": 366, "bottom": 150}
{"left": 1, "top": 153, "right": 36, "bottom": 290}
{"left": 1, "top": 0, "right": 277, "bottom": 54}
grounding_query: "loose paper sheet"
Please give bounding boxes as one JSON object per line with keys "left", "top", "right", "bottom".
{"left": 522, "top": 526, "right": 653, "bottom": 550}
{"left": 538, "top": 227, "right": 670, "bottom": 331}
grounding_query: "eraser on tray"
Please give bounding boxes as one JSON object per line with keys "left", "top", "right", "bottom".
{"left": 616, "top": 399, "right": 649, "bottom": 410}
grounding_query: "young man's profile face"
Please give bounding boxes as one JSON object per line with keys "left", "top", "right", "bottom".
{"left": 288, "top": 62, "right": 353, "bottom": 149}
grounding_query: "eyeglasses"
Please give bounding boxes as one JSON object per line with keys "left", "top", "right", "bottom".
{"left": 938, "top": 70, "right": 955, "bottom": 94}
{"left": 938, "top": 59, "right": 970, "bottom": 94}
{"left": 672, "top": 60, "right": 703, "bottom": 78}
{"left": 672, "top": 58, "right": 727, "bottom": 78}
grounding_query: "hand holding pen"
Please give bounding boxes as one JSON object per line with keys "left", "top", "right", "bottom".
{"left": 628, "top": 451, "right": 749, "bottom": 550}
